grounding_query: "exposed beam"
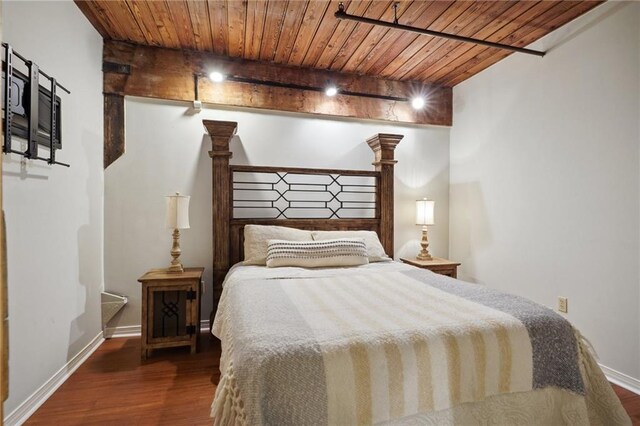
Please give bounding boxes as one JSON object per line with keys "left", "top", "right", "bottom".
{"left": 104, "top": 94, "right": 125, "bottom": 168}
{"left": 103, "top": 40, "right": 452, "bottom": 126}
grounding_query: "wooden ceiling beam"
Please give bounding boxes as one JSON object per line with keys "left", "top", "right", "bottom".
{"left": 103, "top": 40, "right": 451, "bottom": 126}
{"left": 104, "top": 94, "right": 125, "bottom": 169}
{"left": 101, "top": 40, "right": 451, "bottom": 168}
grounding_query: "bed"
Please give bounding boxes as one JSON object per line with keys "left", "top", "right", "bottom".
{"left": 203, "top": 120, "right": 630, "bottom": 425}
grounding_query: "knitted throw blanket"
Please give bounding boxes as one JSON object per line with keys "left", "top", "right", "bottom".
{"left": 211, "top": 263, "right": 629, "bottom": 426}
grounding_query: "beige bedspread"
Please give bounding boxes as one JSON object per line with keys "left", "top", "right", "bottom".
{"left": 211, "top": 262, "right": 630, "bottom": 425}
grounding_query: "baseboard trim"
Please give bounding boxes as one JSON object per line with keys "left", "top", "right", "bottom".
{"left": 103, "top": 324, "right": 141, "bottom": 338}
{"left": 600, "top": 363, "right": 640, "bottom": 395}
{"left": 104, "top": 320, "right": 211, "bottom": 338}
{"left": 4, "top": 331, "right": 105, "bottom": 426}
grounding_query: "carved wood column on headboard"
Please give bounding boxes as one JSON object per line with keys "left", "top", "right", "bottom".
{"left": 203, "top": 119, "right": 237, "bottom": 320}
{"left": 367, "top": 133, "right": 403, "bottom": 257}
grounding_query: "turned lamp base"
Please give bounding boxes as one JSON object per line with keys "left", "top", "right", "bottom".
{"left": 167, "top": 263, "right": 184, "bottom": 273}
{"left": 167, "top": 228, "right": 184, "bottom": 274}
{"left": 416, "top": 225, "right": 433, "bottom": 261}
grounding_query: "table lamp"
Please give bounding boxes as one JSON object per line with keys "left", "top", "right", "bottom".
{"left": 165, "top": 192, "right": 190, "bottom": 273}
{"left": 415, "top": 198, "right": 434, "bottom": 260}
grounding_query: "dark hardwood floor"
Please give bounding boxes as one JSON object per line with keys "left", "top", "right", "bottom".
{"left": 26, "top": 334, "right": 640, "bottom": 425}
{"left": 27, "top": 335, "right": 220, "bottom": 425}
{"left": 615, "top": 385, "right": 640, "bottom": 425}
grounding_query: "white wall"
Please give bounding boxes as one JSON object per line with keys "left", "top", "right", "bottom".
{"left": 2, "top": 0, "right": 103, "bottom": 416}
{"left": 450, "top": 1, "right": 640, "bottom": 379}
{"left": 105, "top": 99, "right": 450, "bottom": 327}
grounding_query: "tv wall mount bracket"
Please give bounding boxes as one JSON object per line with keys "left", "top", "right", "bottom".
{"left": 2, "top": 43, "right": 70, "bottom": 167}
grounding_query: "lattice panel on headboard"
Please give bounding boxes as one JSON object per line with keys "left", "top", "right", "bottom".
{"left": 231, "top": 166, "right": 378, "bottom": 219}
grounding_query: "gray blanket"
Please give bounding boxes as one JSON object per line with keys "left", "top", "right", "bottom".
{"left": 211, "top": 262, "right": 628, "bottom": 426}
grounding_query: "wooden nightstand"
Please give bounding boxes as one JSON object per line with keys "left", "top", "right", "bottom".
{"left": 137, "top": 267, "right": 204, "bottom": 360}
{"left": 400, "top": 257, "right": 461, "bottom": 278}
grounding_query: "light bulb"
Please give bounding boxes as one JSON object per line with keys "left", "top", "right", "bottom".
{"left": 209, "top": 71, "right": 225, "bottom": 83}
{"left": 325, "top": 86, "right": 338, "bottom": 97}
{"left": 411, "top": 96, "right": 425, "bottom": 110}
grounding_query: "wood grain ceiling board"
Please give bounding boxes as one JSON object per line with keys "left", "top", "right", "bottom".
{"left": 377, "top": 1, "right": 476, "bottom": 78}
{"left": 166, "top": 0, "right": 198, "bottom": 50}
{"left": 344, "top": 0, "right": 435, "bottom": 74}
{"left": 288, "top": 0, "right": 331, "bottom": 65}
{"left": 357, "top": 1, "right": 454, "bottom": 75}
{"left": 329, "top": 0, "right": 406, "bottom": 71}
{"left": 314, "top": 0, "right": 380, "bottom": 69}
{"left": 417, "top": 0, "right": 542, "bottom": 82}
{"left": 146, "top": 1, "right": 182, "bottom": 48}
{"left": 399, "top": 0, "right": 516, "bottom": 81}
{"left": 124, "top": 0, "right": 163, "bottom": 46}
{"left": 209, "top": 0, "right": 229, "bottom": 55}
{"left": 76, "top": 0, "right": 603, "bottom": 86}
{"left": 273, "top": 0, "right": 309, "bottom": 63}
{"left": 188, "top": 0, "right": 214, "bottom": 51}
{"left": 259, "top": 0, "right": 288, "bottom": 61}
{"left": 442, "top": 0, "right": 601, "bottom": 86}
{"left": 299, "top": 0, "right": 350, "bottom": 67}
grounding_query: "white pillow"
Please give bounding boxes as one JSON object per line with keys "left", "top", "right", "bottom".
{"left": 311, "top": 230, "right": 390, "bottom": 262}
{"left": 266, "top": 238, "right": 369, "bottom": 268}
{"left": 243, "top": 225, "right": 313, "bottom": 265}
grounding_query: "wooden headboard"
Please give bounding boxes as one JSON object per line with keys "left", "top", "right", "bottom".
{"left": 203, "top": 119, "right": 403, "bottom": 318}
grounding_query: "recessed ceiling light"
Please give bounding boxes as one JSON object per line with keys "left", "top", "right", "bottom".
{"left": 325, "top": 86, "right": 338, "bottom": 97}
{"left": 411, "top": 96, "right": 425, "bottom": 110}
{"left": 209, "top": 71, "right": 225, "bottom": 83}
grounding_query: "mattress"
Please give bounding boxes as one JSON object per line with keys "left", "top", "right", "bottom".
{"left": 211, "top": 261, "right": 630, "bottom": 425}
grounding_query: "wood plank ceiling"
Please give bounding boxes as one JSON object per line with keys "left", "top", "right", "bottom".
{"left": 76, "top": 0, "right": 602, "bottom": 87}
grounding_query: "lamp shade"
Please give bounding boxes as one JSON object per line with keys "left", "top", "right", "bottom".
{"left": 165, "top": 193, "right": 190, "bottom": 229}
{"left": 415, "top": 198, "right": 435, "bottom": 225}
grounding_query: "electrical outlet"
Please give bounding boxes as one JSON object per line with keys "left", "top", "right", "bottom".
{"left": 557, "top": 297, "right": 568, "bottom": 313}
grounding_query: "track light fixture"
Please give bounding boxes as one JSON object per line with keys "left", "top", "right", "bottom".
{"left": 200, "top": 71, "right": 431, "bottom": 111}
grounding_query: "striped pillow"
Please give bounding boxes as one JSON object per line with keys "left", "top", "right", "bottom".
{"left": 266, "top": 238, "right": 369, "bottom": 268}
